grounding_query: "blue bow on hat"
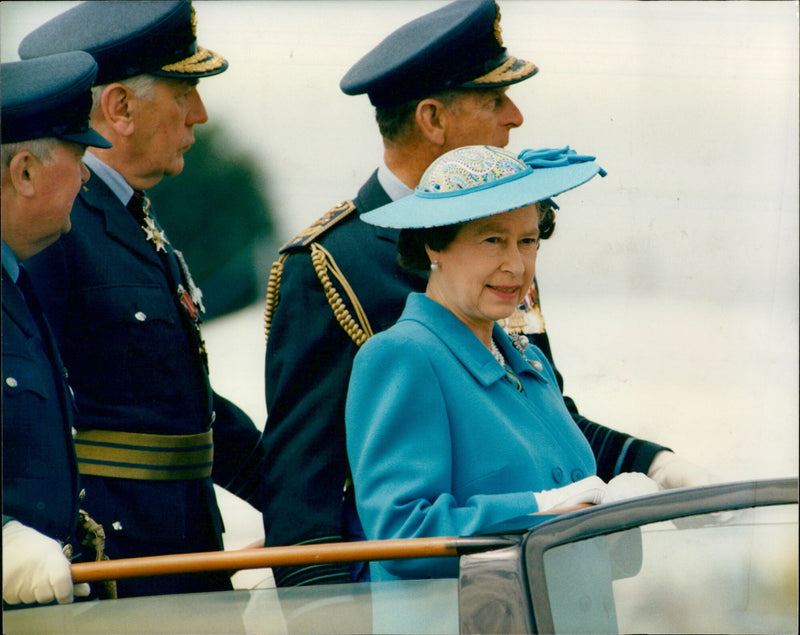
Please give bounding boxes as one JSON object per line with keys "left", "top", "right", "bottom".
{"left": 519, "top": 147, "right": 608, "bottom": 177}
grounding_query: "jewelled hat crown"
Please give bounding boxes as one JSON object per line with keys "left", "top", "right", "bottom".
{"left": 418, "top": 146, "right": 526, "bottom": 194}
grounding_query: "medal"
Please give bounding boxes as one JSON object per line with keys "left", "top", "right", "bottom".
{"left": 140, "top": 214, "right": 170, "bottom": 253}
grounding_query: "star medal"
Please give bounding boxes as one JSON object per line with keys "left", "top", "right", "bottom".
{"left": 141, "top": 215, "right": 170, "bottom": 253}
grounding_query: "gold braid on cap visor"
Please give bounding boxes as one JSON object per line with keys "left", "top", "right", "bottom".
{"left": 160, "top": 45, "right": 226, "bottom": 73}
{"left": 470, "top": 56, "right": 536, "bottom": 84}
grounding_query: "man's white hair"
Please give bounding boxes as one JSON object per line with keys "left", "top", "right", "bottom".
{"left": 1, "top": 138, "right": 60, "bottom": 168}
{"left": 91, "top": 73, "right": 159, "bottom": 112}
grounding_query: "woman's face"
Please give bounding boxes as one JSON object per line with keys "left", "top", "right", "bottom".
{"left": 425, "top": 204, "right": 540, "bottom": 343}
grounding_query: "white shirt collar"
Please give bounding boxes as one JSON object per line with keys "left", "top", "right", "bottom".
{"left": 377, "top": 154, "right": 414, "bottom": 202}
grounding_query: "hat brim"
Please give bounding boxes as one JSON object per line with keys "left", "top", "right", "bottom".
{"left": 60, "top": 127, "right": 112, "bottom": 149}
{"left": 152, "top": 46, "right": 228, "bottom": 79}
{"left": 362, "top": 161, "right": 602, "bottom": 229}
{"left": 462, "top": 56, "right": 539, "bottom": 89}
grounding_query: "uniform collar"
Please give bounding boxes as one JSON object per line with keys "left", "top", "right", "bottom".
{"left": 400, "top": 293, "right": 548, "bottom": 387}
{"left": 84, "top": 151, "right": 135, "bottom": 206}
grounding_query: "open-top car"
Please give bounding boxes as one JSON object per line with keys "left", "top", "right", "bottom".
{"left": 6, "top": 477, "right": 797, "bottom": 634}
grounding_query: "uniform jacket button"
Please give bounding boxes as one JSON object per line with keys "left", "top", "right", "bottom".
{"left": 571, "top": 469, "right": 585, "bottom": 482}
{"left": 5, "top": 377, "right": 18, "bottom": 388}
{"left": 134, "top": 311, "right": 147, "bottom": 321}
{"left": 551, "top": 467, "right": 564, "bottom": 484}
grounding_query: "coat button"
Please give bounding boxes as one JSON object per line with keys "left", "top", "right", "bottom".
{"left": 134, "top": 311, "right": 147, "bottom": 321}
{"left": 5, "top": 377, "right": 18, "bottom": 388}
{"left": 552, "top": 467, "right": 564, "bottom": 484}
{"left": 571, "top": 469, "right": 585, "bottom": 482}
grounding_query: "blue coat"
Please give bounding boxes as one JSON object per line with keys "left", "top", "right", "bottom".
{"left": 2, "top": 266, "right": 80, "bottom": 545}
{"left": 263, "top": 171, "right": 667, "bottom": 586}
{"left": 345, "top": 293, "right": 597, "bottom": 580}
{"left": 25, "top": 170, "right": 266, "bottom": 596}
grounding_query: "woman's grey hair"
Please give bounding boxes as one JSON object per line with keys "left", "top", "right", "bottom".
{"left": 91, "top": 73, "right": 159, "bottom": 112}
{"left": 1, "top": 138, "right": 60, "bottom": 168}
{"left": 396, "top": 199, "right": 557, "bottom": 273}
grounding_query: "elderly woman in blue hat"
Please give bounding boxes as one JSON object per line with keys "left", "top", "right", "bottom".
{"left": 345, "top": 145, "right": 658, "bottom": 581}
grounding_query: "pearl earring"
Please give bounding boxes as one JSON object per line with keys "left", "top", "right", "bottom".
{"left": 430, "top": 261, "right": 439, "bottom": 271}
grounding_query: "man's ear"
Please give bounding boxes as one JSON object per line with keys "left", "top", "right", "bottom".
{"left": 415, "top": 98, "right": 448, "bottom": 147}
{"left": 100, "top": 84, "right": 136, "bottom": 136}
{"left": 7, "top": 151, "right": 38, "bottom": 198}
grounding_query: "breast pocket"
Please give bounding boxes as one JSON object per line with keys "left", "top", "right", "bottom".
{"left": 3, "top": 353, "right": 66, "bottom": 476}
{"left": 4, "top": 353, "right": 49, "bottom": 401}
{"left": 70, "top": 284, "right": 179, "bottom": 400}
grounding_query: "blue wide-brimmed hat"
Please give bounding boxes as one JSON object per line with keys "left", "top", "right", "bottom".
{"left": 1, "top": 51, "right": 111, "bottom": 148}
{"left": 18, "top": 1, "right": 227, "bottom": 85}
{"left": 361, "top": 145, "right": 606, "bottom": 229}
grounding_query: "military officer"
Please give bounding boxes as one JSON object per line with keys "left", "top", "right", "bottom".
{"left": 19, "top": 1, "right": 267, "bottom": 597}
{"left": 262, "top": 0, "right": 714, "bottom": 587}
{"left": 2, "top": 51, "right": 112, "bottom": 606}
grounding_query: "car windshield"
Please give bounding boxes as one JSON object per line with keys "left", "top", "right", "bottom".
{"left": 541, "top": 503, "right": 798, "bottom": 634}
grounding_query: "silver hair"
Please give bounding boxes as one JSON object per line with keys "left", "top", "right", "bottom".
{"left": 91, "top": 73, "right": 159, "bottom": 112}
{"left": 1, "top": 137, "right": 60, "bottom": 168}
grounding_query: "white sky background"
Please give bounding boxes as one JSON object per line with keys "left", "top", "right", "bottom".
{"left": 2, "top": 2, "right": 798, "bottom": 486}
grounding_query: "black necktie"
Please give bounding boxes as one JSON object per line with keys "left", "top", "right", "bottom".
{"left": 126, "top": 189, "right": 147, "bottom": 222}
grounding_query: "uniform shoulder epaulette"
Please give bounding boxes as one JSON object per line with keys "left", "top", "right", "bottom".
{"left": 279, "top": 200, "right": 357, "bottom": 253}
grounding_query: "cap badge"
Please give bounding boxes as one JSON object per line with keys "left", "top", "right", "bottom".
{"left": 493, "top": 3, "right": 503, "bottom": 46}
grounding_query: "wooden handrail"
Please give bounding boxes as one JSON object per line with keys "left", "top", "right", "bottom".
{"left": 71, "top": 536, "right": 512, "bottom": 583}
{"left": 72, "top": 504, "right": 591, "bottom": 583}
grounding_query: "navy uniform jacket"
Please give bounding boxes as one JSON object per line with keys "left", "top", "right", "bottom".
{"left": 26, "top": 170, "right": 266, "bottom": 597}
{"left": 263, "top": 171, "right": 668, "bottom": 586}
{"left": 2, "top": 267, "right": 80, "bottom": 546}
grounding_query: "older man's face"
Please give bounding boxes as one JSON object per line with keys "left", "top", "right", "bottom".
{"left": 21, "top": 141, "right": 89, "bottom": 259}
{"left": 442, "top": 87, "right": 524, "bottom": 151}
{"left": 129, "top": 77, "right": 208, "bottom": 187}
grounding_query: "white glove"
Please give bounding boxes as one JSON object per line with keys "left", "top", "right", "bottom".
{"left": 647, "top": 451, "right": 717, "bottom": 490}
{"left": 2, "top": 520, "right": 90, "bottom": 605}
{"left": 534, "top": 476, "right": 609, "bottom": 512}
{"left": 534, "top": 473, "right": 661, "bottom": 513}
{"left": 604, "top": 472, "right": 660, "bottom": 502}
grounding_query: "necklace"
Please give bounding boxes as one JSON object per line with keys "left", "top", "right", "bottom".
{"left": 490, "top": 336, "right": 530, "bottom": 393}
{"left": 490, "top": 339, "right": 506, "bottom": 366}
{"left": 490, "top": 333, "right": 530, "bottom": 366}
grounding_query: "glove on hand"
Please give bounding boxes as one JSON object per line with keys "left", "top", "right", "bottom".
{"left": 647, "top": 451, "right": 717, "bottom": 490}
{"left": 2, "top": 520, "right": 90, "bottom": 605}
{"left": 533, "top": 475, "right": 608, "bottom": 512}
{"left": 603, "top": 472, "right": 659, "bottom": 503}
{"left": 534, "top": 473, "right": 661, "bottom": 513}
